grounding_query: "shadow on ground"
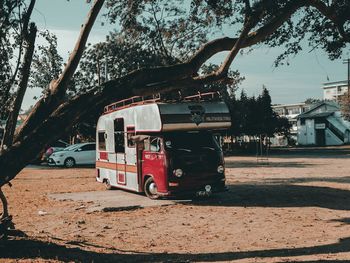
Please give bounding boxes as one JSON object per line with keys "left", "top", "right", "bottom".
{"left": 225, "top": 159, "right": 315, "bottom": 168}
{"left": 189, "top": 183, "right": 350, "bottom": 211}
{"left": 1, "top": 236, "right": 350, "bottom": 262}
{"left": 263, "top": 176, "right": 350, "bottom": 185}
{"left": 225, "top": 146, "right": 350, "bottom": 159}
{"left": 269, "top": 146, "right": 350, "bottom": 159}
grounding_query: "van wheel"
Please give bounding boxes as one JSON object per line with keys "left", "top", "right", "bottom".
{"left": 105, "top": 179, "right": 113, "bottom": 190}
{"left": 144, "top": 177, "right": 159, "bottom": 199}
{"left": 64, "top": 157, "right": 75, "bottom": 168}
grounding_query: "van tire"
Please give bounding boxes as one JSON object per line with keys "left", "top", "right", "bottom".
{"left": 105, "top": 179, "right": 113, "bottom": 190}
{"left": 64, "top": 157, "right": 75, "bottom": 168}
{"left": 144, "top": 177, "right": 159, "bottom": 199}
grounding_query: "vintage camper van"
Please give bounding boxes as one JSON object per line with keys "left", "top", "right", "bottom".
{"left": 96, "top": 93, "right": 231, "bottom": 199}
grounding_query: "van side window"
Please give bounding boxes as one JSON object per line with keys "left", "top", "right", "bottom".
{"left": 98, "top": 132, "right": 106, "bottom": 151}
{"left": 144, "top": 138, "right": 150, "bottom": 151}
{"left": 114, "top": 118, "right": 125, "bottom": 153}
{"left": 127, "top": 126, "right": 135, "bottom": 148}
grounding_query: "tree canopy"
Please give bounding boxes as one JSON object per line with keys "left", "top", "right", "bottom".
{"left": 225, "top": 87, "right": 290, "bottom": 138}
{"left": 105, "top": 0, "right": 350, "bottom": 66}
{"left": 0, "top": 0, "right": 350, "bottom": 222}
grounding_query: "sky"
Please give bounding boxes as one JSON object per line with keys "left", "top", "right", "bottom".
{"left": 22, "top": 0, "right": 350, "bottom": 110}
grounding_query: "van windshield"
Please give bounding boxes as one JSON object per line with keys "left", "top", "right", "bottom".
{"left": 163, "top": 132, "right": 219, "bottom": 152}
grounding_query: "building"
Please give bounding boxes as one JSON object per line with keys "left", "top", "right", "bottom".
{"left": 272, "top": 103, "right": 312, "bottom": 145}
{"left": 323, "top": 80, "right": 349, "bottom": 101}
{"left": 297, "top": 101, "right": 350, "bottom": 146}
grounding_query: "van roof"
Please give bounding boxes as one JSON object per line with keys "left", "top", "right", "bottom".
{"left": 103, "top": 92, "right": 220, "bottom": 114}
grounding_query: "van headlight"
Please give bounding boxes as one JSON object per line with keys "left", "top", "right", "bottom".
{"left": 173, "top": 169, "right": 183, "bottom": 178}
{"left": 217, "top": 165, "right": 224, "bottom": 173}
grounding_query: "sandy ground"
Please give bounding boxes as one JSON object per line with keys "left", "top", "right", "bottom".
{"left": 1, "top": 146, "right": 350, "bottom": 262}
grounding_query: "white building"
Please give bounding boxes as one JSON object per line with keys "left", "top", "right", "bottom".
{"left": 323, "top": 80, "right": 349, "bottom": 101}
{"left": 297, "top": 101, "right": 350, "bottom": 146}
{"left": 272, "top": 103, "right": 312, "bottom": 145}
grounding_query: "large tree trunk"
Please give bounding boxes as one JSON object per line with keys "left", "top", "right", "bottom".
{"left": 0, "top": 0, "right": 36, "bottom": 222}
{"left": 1, "top": 23, "right": 37, "bottom": 149}
{"left": 0, "top": 0, "right": 105, "bottom": 227}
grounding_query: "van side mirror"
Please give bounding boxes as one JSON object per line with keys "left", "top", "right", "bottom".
{"left": 131, "top": 135, "right": 149, "bottom": 143}
{"left": 76, "top": 148, "right": 82, "bottom": 152}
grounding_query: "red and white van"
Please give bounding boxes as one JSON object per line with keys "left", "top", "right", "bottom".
{"left": 95, "top": 93, "right": 231, "bottom": 199}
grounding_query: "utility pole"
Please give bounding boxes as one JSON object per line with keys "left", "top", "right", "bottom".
{"left": 343, "top": 58, "right": 350, "bottom": 98}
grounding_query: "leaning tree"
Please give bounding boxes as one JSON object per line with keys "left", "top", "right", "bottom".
{"left": 0, "top": 0, "right": 349, "bottom": 222}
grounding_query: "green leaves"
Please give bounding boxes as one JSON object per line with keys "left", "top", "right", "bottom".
{"left": 105, "top": 0, "right": 350, "bottom": 67}
{"left": 30, "top": 30, "right": 64, "bottom": 93}
{"left": 226, "top": 86, "right": 290, "bottom": 137}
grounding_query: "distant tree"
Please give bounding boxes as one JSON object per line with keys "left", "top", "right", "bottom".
{"left": 340, "top": 92, "right": 350, "bottom": 121}
{"left": 226, "top": 87, "right": 291, "bottom": 145}
{"left": 238, "top": 90, "right": 250, "bottom": 135}
{"left": 1, "top": 0, "right": 37, "bottom": 149}
{"left": 304, "top": 98, "right": 322, "bottom": 105}
{"left": 257, "top": 87, "right": 275, "bottom": 137}
{"left": 274, "top": 116, "right": 292, "bottom": 138}
{"left": 0, "top": 0, "right": 25, "bottom": 119}
{"left": 30, "top": 31, "right": 64, "bottom": 95}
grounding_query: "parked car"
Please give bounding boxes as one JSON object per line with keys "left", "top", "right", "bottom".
{"left": 42, "top": 140, "right": 70, "bottom": 162}
{"left": 48, "top": 142, "right": 96, "bottom": 168}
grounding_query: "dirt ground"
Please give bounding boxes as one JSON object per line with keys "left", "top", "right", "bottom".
{"left": 2, "top": 146, "right": 350, "bottom": 262}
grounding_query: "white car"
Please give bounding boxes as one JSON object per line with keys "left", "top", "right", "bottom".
{"left": 48, "top": 142, "right": 96, "bottom": 168}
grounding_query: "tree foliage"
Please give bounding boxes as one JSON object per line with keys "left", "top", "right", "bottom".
{"left": 105, "top": 0, "right": 349, "bottom": 67}
{"left": 226, "top": 87, "right": 290, "bottom": 137}
{"left": 0, "top": 0, "right": 27, "bottom": 119}
{"left": 73, "top": 31, "right": 167, "bottom": 94}
{"left": 30, "top": 31, "right": 63, "bottom": 95}
{"left": 106, "top": 0, "right": 211, "bottom": 62}
{"left": 340, "top": 92, "right": 350, "bottom": 121}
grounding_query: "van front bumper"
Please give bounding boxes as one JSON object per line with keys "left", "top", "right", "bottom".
{"left": 160, "top": 180, "right": 226, "bottom": 197}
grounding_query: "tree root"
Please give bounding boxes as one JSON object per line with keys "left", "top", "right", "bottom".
{"left": 0, "top": 187, "right": 9, "bottom": 220}
{"left": 0, "top": 187, "right": 14, "bottom": 239}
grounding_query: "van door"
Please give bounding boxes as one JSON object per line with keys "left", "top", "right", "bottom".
{"left": 142, "top": 137, "right": 168, "bottom": 193}
{"left": 114, "top": 119, "right": 126, "bottom": 185}
{"left": 125, "top": 126, "right": 139, "bottom": 191}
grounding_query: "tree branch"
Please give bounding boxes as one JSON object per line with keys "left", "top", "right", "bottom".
{"left": 308, "top": 0, "right": 350, "bottom": 41}
{"left": 189, "top": 0, "right": 307, "bottom": 71}
{"left": 14, "top": 0, "right": 105, "bottom": 143}
{"left": 1, "top": 23, "right": 37, "bottom": 149}
{"left": 51, "top": 0, "right": 105, "bottom": 96}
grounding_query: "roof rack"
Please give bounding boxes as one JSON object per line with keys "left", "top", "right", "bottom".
{"left": 104, "top": 91, "right": 221, "bottom": 114}
{"left": 183, "top": 91, "right": 220, "bottom": 101}
{"left": 104, "top": 94, "right": 161, "bottom": 113}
